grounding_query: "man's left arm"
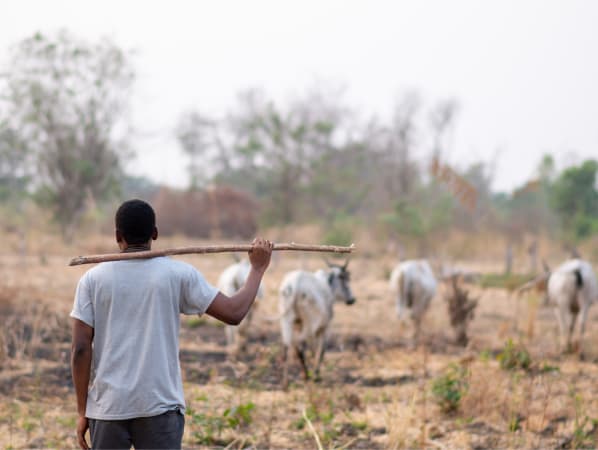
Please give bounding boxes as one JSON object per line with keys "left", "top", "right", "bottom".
{"left": 71, "top": 319, "right": 93, "bottom": 450}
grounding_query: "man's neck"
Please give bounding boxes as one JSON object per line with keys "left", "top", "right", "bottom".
{"left": 122, "top": 244, "right": 151, "bottom": 253}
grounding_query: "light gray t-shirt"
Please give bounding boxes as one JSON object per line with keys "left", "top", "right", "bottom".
{"left": 70, "top": 257, "right": 219, "bottom": 420}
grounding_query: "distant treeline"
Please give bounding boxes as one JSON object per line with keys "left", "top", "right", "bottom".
{"left": 0, "top": 31, "right": 597, "bottom": 247}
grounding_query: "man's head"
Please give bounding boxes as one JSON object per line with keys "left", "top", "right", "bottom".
{"left": 115, "top": 199, "right": 158, "bottom": 248}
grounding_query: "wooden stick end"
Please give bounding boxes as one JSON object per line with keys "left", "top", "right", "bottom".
{"left": 69, "top": 257, "right": 84, "bottom": 266}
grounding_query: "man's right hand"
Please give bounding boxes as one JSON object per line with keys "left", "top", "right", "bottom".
{"left": 248, "top": 238, "right": 273, "bottom": 274}
{"left": 76, "top": 415, "right": 90, "bottom": 450}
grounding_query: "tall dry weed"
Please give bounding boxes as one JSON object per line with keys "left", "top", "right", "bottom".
{"left": 384, "top": 391, "right": 420, "bottom": 449}
{"left": 0, "top": 290, "right": 69, "bottom": 367}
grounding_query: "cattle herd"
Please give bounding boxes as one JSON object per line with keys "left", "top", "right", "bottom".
{"left": 218, "top": 256, "right": 598, "bottom": 385}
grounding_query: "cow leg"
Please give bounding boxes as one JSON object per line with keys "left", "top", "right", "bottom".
{"left": 409, "top": 314, "right": 421, "bottom": 349}
{"left": 567, "top": 310, "right": 577, "bottom": 353}
{"left": 282, "top": 345, "right": 290, "bottom": 390}
{"left": 554, "top": 306, "right": 568, "bottom": 353}
{"left": 414, "top": 318, "right": 422, "bottom": 345}
{"left": 296, "top": 345, "right": 310, "bottom": 381}
{"left": 313, "top": 331, "right": 326, "bottom": 382}
{"left": 577, "top": 303, "right": 589, "bottom": 360}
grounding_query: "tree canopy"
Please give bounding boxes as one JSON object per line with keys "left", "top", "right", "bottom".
{"left": 0, "top": 30, "right": 134, "bottom": 238}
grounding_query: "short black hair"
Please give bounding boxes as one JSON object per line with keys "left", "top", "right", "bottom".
{"left": 115, "top": 199, "right": 156, "bottom": 245}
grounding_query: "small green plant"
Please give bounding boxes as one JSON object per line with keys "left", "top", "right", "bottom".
{"left": 22, "top": 418, "right": 36, "bottom": 436}
{"left": 351, "top": 420, "right": 368, "bottom": 431}
{"left": 539, "top": 362, "right": 560, "bottom": 374}
{"left": 479, "top": 349, "right": 492, "bottom": 362}
{"left": 509, "top": 415, "right": 522, "bottom": 432}
{"left": 431, "top": 363, "right": 469, "bottom": 414}
{"left": 292, "top": 404, "right": 334, "bottom": 430}
{"left": 291, "top": 400, "right": 340, "bottom": 446}
{"left": 188, "top": 409, "right": 226, "bottom": 446}
{"left": 497, "top": 339, "right": 531, "bottom": 371}
{"left": 223, "top": 401, "right": 255, "bottom": 428}
{"left": 570, "top": 389, "right": 598, "bottom": 448}
{"left": 187, "top": 400, "right": 256, "bottom": 446}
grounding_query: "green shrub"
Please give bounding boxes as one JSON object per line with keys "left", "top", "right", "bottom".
{"left": 187, "top": 401, "right": 256, "bottom": 446}
{"left": 431, "top": 363, "right": 469, "bottom": 414}
{"left": 497, "top": 339, "right": 531, "bottom": 371}
{"left": 323, "top": 221, "right": 353, "bottom": 246}
{"left": 223, "top": 401, "right": 255, "bottom": 428}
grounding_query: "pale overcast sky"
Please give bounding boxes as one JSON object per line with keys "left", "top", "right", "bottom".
{"left": 2, "top": 0, "right": 597, "bottom": 192}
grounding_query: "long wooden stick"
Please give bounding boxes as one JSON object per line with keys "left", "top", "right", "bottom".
{"left": 68, "top": 242, "right": 355, "bottom": 266}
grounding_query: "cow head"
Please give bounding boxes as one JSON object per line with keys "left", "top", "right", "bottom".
{"left": 326, "top": 258, "right": 356, "bottom": 305}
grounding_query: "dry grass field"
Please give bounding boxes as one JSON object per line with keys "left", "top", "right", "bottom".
{"left": 1, "top": 232, "right": 598, "bottom": 449}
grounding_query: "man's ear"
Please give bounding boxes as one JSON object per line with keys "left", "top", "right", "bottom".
{"left": 152, "top": 226, "right": 158, "bottom": 241}
{"left": 116, "top": 229, "right": 123, "bottom": 243}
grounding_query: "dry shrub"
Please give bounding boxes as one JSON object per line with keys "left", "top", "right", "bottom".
{"left": 0, "top": 291, "right": 70, "bottom": 366}
{"left": 385, "top": 391, "right": 420, "bottom": 449}
{"left": 0, "top": 286, "right": 16, "bottom": 363}
{"left": 153, "top": 186, "right": 258, "bottom": 239}
{"left": 444, "top": 276, "right": 478, "bottom": 346}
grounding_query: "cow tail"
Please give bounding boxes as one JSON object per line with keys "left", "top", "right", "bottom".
{"left": 574, "top": 269, "right": 584, "bottom": 289}
{"left": 569, "top": 269, "right": 584, "bottom": 314}
{"left": 406, "top": 283, "right": 414, "bottom": 308}
{"left": 399, "top": 271, "right": 412, "bottom": 309}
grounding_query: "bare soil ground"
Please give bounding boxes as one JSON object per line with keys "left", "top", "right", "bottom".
{"left": 2, "top": 238, "right": 598, "bottom": 449}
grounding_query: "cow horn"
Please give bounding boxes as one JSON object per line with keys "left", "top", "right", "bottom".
{"left": 342, "top": 257, "right": 351, "bottom": 270}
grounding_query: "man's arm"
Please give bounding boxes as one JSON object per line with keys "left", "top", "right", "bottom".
{"left": 71, "top": 319, "right": 93, "bottom": 450}
{"left": 206, "top": 238, "right": 273, "bottom": 325}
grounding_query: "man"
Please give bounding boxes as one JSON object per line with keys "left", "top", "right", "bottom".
{"left": 70, "top": 199, "right": 273, "bottom": 449}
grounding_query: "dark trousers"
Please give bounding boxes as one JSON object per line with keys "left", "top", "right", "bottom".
{"left": 89, "top": 409, "right": 184, "bottom": 449}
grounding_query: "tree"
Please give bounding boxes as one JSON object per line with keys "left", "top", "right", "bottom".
{"left": 429, "top": 99, "right": 458, "bottom": 162}
{"left": 1, "top": 30, "right": 134, "bottom": 238}
{"left": 227, "top": 88, "right": 347, "bottom": 224}
{"left": 371, "top": 93, "right": 421, "bottom": 204}
{"left": 550, "top": 159, "right": 598, "bottom": 240}
{"left": 175, "top": 111, "right": 235, "bottom": 190}
{"left": 0, "top": 120, "right": 29, "bottom": 204}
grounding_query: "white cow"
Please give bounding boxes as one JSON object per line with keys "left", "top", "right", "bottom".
{"left": 278, "top": 261, "right": 355, "bottom": 388}
{"left": 389, "top": 259, "right": 437, "bottom": 343}
{"left": 217, "top": 259, "right": 264, "bottom": 353}
{"left": 547, "top": 259, "right": 598, "bottom": 356}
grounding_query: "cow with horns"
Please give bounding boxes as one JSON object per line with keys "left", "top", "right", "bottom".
{"left": 278, "top": 259, "right": 356, "bottom": 388}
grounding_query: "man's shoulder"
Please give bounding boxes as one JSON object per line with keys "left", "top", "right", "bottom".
{"left": 149, "top": 257, "right": 206, "bottom": 282}
{"left": 79, "top": 262, "right": 111, "bottom": 281}
{"left": 80, "top": 257, "right": 201, "bottom": 282}
{"left": 153, "top": 257, "right": 195, "bottom": 272}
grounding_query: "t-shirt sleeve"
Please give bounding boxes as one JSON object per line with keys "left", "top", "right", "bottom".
{"left": 180, "top": 265, "right": 219, "bottom": 315}
{"left": 70, "top": 272, "right": 95, "bottom": 328}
